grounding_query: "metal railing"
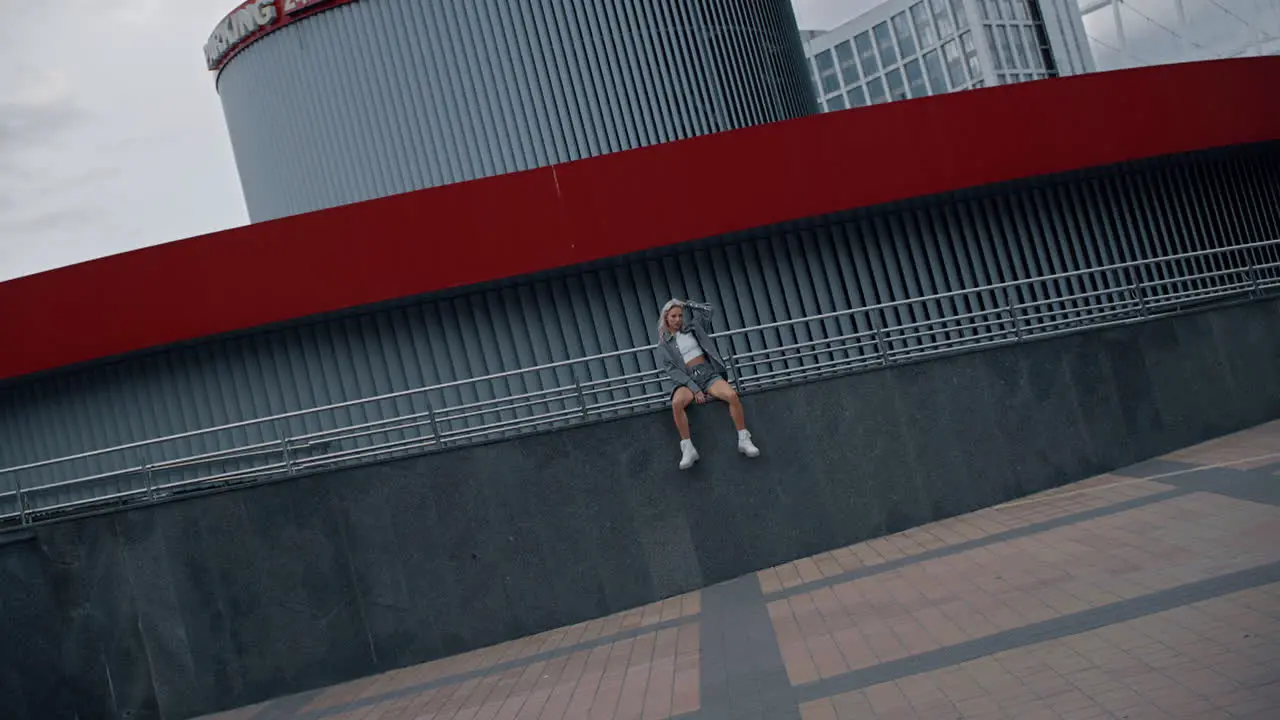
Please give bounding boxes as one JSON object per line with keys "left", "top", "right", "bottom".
{"left": 2, "top": 239, "right": 1277, "bottom": 528}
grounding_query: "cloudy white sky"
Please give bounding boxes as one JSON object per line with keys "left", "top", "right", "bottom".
{"left": 0, "top": 0, "right": 1275, "bottom": 282}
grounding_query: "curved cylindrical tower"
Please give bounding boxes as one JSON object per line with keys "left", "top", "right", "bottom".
{"left": 211, "top": 0, "right": 818, "bottom": 222}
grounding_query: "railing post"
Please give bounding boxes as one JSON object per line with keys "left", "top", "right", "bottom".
{"left": 138, "top": 451, "right": 155, "bottom": 501}
{"left": 15, "top": 477, "right": 28, "bottom": 527}
{"left": 725, "top": 351, "right": 744, "bottom": 395}
{"left": 426, "top": 398, "right": 442, "bottom": 448}
{"left": 1132, "top": 278, "right": 1147, "bottom": 317}
{"left": 275, "top": 421, "right": 295, "bottom": 476}
{"left": 1004, "top": 289, "right": 1022, "bottom": 341}
{"left": 574, "top": 369, "right": 589, "bottom": 421}
{"left": 871, "top": 310, "right": 890, "bottom": 366}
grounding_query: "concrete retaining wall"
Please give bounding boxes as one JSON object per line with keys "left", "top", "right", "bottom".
{"left": 2, "top": 297, "right": 1278, "bottom": 720}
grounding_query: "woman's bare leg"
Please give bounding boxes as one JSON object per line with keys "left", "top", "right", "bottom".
{"left": 706, "top": 380, "right": 745, "bottom": 431}
{"left": 707, "top": 379, "right": 759, "bottom": 457}
{"left": 671, "top": 387, "right": 695, "bottom": 439}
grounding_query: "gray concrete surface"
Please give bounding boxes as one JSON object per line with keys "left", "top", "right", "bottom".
{"left": 1, "top": 297, "right": 1278, "bottom": 720}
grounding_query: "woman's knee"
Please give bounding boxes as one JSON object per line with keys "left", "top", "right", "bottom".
{"left": 672, "top": 388, "right": 694, "bottom": 410}
{"left": 711, "top": 381, "right": 739, "bottom": 404}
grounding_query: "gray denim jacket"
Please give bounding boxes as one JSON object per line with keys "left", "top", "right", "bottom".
{"left": 656, "top": 303, "right": 728, "bottom": 395}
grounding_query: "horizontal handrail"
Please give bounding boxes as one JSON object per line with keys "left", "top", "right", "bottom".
{"left": 148, "top": 440, "right": 283, "bottom": 471}
{"left": 1, "top": 238, "right": 1277, "bottom": 525}
{"left": 0, "top": 345, "right": 658, "bottom": 476}
{"left": 290, "top": 410, "right": 436, "bottom": 445}
{"left": 7, "top": 238, "right": 1276, "bottom": 478}
{"left": 713, "top": 241, "right": 1276, "bottom": 340}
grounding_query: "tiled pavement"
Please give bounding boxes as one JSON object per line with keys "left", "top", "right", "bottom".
{"left": 201, "top": 420, "right": 1280, "bottom": 720}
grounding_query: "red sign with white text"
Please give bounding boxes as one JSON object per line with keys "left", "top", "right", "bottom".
{"left": 283, "top": 0, "right": 329, "bottom": 15}
{"left": 204, "top": 0, "right": 359, "bottom": 72}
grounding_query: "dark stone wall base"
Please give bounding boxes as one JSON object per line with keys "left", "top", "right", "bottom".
{"left": 2, "top": 297, "right": 1278, "bottom": 720}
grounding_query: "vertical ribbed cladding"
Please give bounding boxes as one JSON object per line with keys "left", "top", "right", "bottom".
{"left": 2, "top": 144, "right": 1278, "bottom": 512}
{"left": 216, "top": 0, "right": 817, "bottom": 223}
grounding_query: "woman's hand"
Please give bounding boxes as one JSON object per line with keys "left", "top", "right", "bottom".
{"left": 695, "top": 391, "right": 708, "bottom": 404}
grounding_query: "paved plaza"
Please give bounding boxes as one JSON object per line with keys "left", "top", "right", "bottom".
{"left": 203, "top": 421, "right": 1280, "bottom": 720}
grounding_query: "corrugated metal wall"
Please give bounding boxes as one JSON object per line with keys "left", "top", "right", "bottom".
{"left": 216, "top": 0, "right": 817, "bottom": 222}
{"left": 2, "top": 143, "right": 1278, "bottom": 512}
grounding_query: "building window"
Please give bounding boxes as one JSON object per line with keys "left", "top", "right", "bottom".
{"left": 815, "top": 49, "right": 841, "bottom": 94}
{"left": 866, "top": 75, "right": 889, "bottom": 104}
{"left": 982, "top": 0, "right": 997, "bottom": 20}
{"left": 827, "top": 93, "right": 848, "bottom": 110}
{"left": 943, "top": 38, "right": 967, "bottom": 87}
{"left": 930, "top": 0, "right": 955, "bottom": 39}
{"left": 923, "top": 49, "right": 949, "bottom": 93}
{"left": 834, "top": 40, "right": 861, "bottom": 85}
{"left": 904, "top": 58, "right": 929, "bottom": 97}
{"left": 973, "top": 79, "right": 986, "bottom": 88}
{"left": 910, "top": 3, "right": 937, "bottom": 48}
{"left": 984, "top": 26, "right": 1002, "bottom": 70}
{"left": 1010, "top": 24, "right": 1031, "bottom": 68}
{"left": 961, "top": 31, "right": 982, "bottom": 81}
{"left": 950, "top": 0, "right": 970, "bottom": 30}
{"left": 847, "top": 85, "right": 868, "bottom": 107}
{"left": 1011, "top": 0, "right": 1028, "bottom": 21}
{"left": 1021, "top": 0, "right": 1060, "bottom": 75}
{"left": 892, "top": 12, "right": 917, "bottom": 57}
{"left": 885, "top": 67, "right": 909, "bottom": 101}
{"left": 1022, "top": 26, "right": 1044, "bottom": 69}
{"left": 996, "top": 25, "right": 1015, "bottom": 68}
{"left": 855, "top": 31, "right": 880, "bottom": 76}
{"left": 999, "top": 0, "right": 1014, "bottom": 21}
{"left": 873, "top": 21, "right": 899, "bottom": 68}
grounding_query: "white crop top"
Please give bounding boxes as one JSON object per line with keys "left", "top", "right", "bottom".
{"left": 675, "top": 330, "right": 704, "bottom": 363}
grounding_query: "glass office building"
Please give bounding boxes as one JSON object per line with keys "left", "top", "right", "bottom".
{"left": 804, "top": 0, "right": 1094, "bottom": 111}
{"left": 1082, "top": 0, "right": 1280, "bottom": 73}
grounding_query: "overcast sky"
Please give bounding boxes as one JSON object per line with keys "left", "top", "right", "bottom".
{"left": 0, "top": 0, "right": 1275, "bottom": 282}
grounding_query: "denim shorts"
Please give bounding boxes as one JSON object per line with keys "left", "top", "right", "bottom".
{"left": 687, "top": 362, "right": 723, "bottom": 394}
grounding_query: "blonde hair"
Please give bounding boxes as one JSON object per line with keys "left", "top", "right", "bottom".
{"left": 656, "top": 299, "right": 683, "bottom": 342}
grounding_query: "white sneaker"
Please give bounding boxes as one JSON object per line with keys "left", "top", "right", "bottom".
{"left": 679, "top": 439, "right": 700, "bottom": 470}
{"left": 737, "top": 430, "right": 760, "bottom": 458}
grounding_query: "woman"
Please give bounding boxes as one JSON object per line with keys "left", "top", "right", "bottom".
{"left": 656, "top": 298, "right": 760, "bottom": 469}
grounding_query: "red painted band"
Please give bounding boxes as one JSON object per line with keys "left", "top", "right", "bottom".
{"left": 2, "top": 57, "right": 1278, "bottom": 383}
